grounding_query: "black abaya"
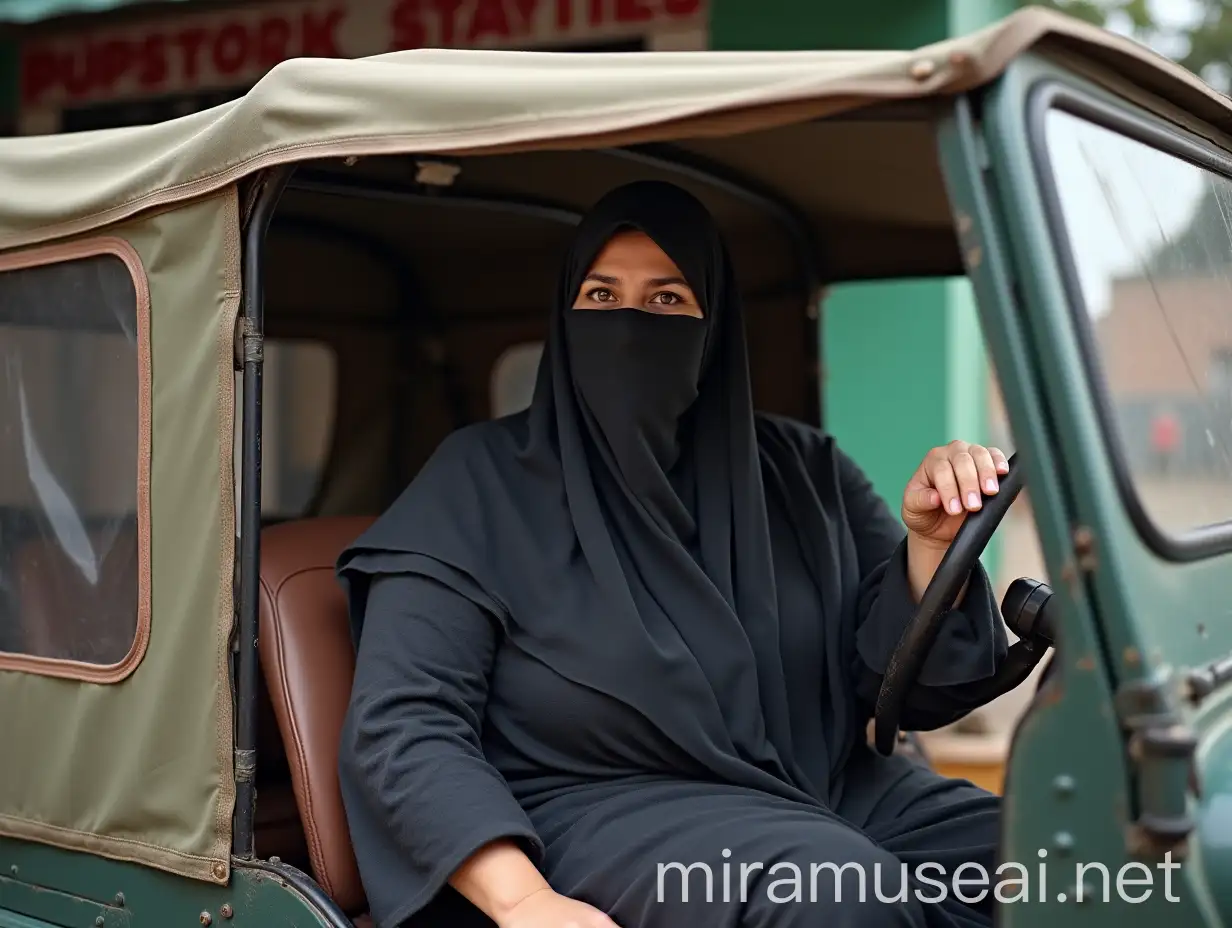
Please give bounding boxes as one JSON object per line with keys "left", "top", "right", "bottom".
{"left": 337, "top": 181, "right": 1011, "bottom": 928}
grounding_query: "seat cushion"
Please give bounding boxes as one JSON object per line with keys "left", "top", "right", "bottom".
{"left": 258, "top": 516, "right": 374, "bottom": 915}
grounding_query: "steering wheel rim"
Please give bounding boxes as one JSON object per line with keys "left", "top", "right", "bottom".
{"left": 872, "top": 453, "right": 1023, "bottom": 756}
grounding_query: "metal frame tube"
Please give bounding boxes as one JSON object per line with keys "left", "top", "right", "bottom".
{"left": 234, "top": 164, "right": 295, "bottom": 860}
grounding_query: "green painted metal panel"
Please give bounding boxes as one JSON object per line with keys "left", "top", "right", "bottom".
{"left": 983, "top": 56, "right": 1232, "bottom": 678}
{"left": 0, "top": 837, "right": 336, "bottom": 928}
{"left": 0, "top": 913, "right": 68, "bottom": 928}
{"left": 967, "top": 54, "right": 1232, "bottom": 926}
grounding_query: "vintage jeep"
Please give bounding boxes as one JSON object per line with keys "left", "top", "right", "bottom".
{"left": 0, "top": 6, "right": 1229, "bottom": 927}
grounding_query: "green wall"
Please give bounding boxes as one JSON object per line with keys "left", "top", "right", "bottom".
{"left": 711, "top": 0, "right": 1012, "bottom": 576}
{"left": 820, "top": 280, "right": 987, "bottom": 504}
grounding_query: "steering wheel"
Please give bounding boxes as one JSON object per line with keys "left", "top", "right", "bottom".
{"left": 873, "top": 454, "right": 1024, "bottom": 756}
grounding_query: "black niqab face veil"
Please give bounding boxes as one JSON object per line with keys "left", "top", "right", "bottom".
{"left": 554, "top": 184, "right": 719, "bottom": 540}
{"left": 526, "top": 181, "right": 806, "bottom": 787}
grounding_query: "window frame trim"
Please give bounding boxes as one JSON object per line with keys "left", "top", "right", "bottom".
{"left": 0, "top": 235, "right": 153, "bottom": 683}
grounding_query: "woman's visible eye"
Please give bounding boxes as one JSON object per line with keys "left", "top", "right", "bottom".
{"left": 586, "top": 287, "right": 618, "bottom": 303}
{"left": 649, "top": 291, "right": 686, "bottom": 305}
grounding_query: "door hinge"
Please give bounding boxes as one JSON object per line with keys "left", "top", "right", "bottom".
{"left": 1115, "top": 673, "right": 1198, "bottom": 860}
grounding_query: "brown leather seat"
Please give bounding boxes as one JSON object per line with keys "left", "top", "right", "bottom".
{"left": 258, "top": 516, "right": 375, "bottom": 918}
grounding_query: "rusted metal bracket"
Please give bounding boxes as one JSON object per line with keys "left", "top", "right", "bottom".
{"left": 1182, "top": 650, "right": 1232, "bottom": 706}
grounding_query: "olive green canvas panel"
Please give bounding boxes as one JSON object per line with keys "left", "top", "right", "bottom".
{"left": 0, "top": 187, "right": 240, "bottom": 885}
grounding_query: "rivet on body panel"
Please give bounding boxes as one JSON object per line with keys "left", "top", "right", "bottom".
{"left": 220, "top": 903, "right": 234, "bottom": 919}
{"left": 200, "top": 913, "right": 213, "bottom": 926}
{"left": 1053, "top": 774, "right": 1075, "bottom": 797}
{"left": 114, "top": 892, "right": 125, "bottom": 907}
{"left": 212, "top": 861, "right": 228, "bottom": 881}
{"left": 1053, "top": 831, "right": 1075, "bottom": 854}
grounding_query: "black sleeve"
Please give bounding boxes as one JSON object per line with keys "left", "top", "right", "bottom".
{"left": 835, "top": 446, "right": 1010, "bottom": 731}
{"left": 338, "top": 570, "right": 544, "bottom": 928}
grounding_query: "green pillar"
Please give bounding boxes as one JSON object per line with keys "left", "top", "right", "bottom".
{"left": 710, "top": 0, "right": 1011, "bottom": 574}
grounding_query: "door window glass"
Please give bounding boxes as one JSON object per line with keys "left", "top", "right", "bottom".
{"left": 1045, "top": 108, "right": 1232, "bottom": 542}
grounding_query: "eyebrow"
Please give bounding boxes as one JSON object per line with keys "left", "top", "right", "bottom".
{"left": 583, "top": 272, "right": 691, "bottom": 288}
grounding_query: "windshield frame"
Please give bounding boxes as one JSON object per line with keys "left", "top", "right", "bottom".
{"left": 1027, "top": 80, "right": 1232, "bottom": 562}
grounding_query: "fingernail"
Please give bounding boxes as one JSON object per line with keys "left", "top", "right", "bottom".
{"left": 986, "top": 479, "right": 998, "bottom": 493}
{"left": 949, "top": 498, "right": 962, "bottom": 514}
{"left": 967, "top": 492, "right": 981, "bottom": 509}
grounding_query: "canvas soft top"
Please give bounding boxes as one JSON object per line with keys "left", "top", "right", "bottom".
{"left": 0, "top": 5, "right": 1228, "bottom": 255}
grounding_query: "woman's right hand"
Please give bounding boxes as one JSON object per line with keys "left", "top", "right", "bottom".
{"left": 497, "top": 887, "right": 620, "bottom": 928}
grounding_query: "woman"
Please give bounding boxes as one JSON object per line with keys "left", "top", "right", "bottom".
{"left": 338, "top": 181, "right": 1024, "bottom": 928}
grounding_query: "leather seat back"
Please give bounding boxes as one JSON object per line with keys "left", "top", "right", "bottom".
{"left": 258, "top": 516, "right": 374, "bottom": 915}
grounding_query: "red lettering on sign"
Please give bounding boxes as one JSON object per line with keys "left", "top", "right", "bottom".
{"left": 301, "top": 8, "right": 345, "bottom": 56}
{"left": 389, "top": 0, "right": 427, "bottom": 50}
{"left": 63, "top": 49, "right": 90, "bottom": 95}
{"left": 212, "top": 22, "right": 249, "bottom": 75}
{"left": 257, "top": 17, "right": 293, "bottom": 67}
{"left": 18, "top": 0, "right": 707, "bottom": 108}
{"left": 174, "top": 28, "right": 208, "bottom": 82}
{"left": 93, "top": 39, "right": 132, "bottom": 90}
{"left": 510, "top": 0, "right": 540, "bottom": 33}
{"left": 468, "top": 0, "right": 511, "bottom": 40}
{"left": 432, "top": 0, "right": 465, "bottom": 45}
{"left": 139, "top": 34, "right": 169, "bottom": 86}
{"left": 21, "top": 47, "right": 58, "bottom": 104}
{"left": 614, "top": 0, "right": 652, "bottom": 22}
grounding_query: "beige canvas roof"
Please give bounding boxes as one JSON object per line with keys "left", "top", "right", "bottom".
{"left": 0, "top": 5, "right": 1228, "bottom": 254}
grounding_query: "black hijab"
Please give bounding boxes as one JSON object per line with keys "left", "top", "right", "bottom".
{"left": 339, "top": 180, "right": 925, "bottom": 806}
{"left": 531, "top": 180, "right": 805, "bottom": 784}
